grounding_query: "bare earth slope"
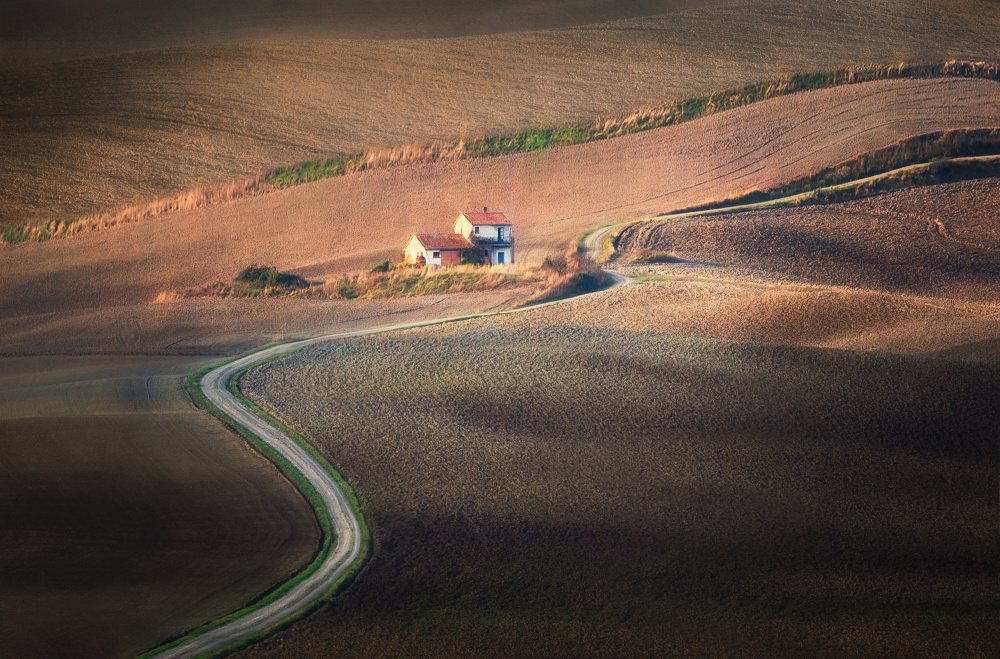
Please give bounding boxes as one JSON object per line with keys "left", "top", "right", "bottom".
{"left": 3, "top": 0, "right": 1000, "bottom": 227}
{"left": 3, "top": 78, "right": 999, "bottom": 358}
{"left": 618, "top": 177, "right": 1000, "bottom": 302}
{"left": 0, "top": 0, "right": 698, "bottom": 67}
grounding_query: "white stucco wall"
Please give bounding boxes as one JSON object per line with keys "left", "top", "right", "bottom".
{"left": 489, "top": 247, "right": 512, "bottom": 264}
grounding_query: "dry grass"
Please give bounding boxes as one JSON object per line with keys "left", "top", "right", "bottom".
{"left": 0, "top": 356, "right": 320, "bottom": 658}
{"left": 180, "top": 261, "right": 607, "bottom": 307}
{"left": 3, "top": 0, "right": 1000, "bottom": 228}
{"left": 237, "top": 311, "right": 998, "bottom": 658}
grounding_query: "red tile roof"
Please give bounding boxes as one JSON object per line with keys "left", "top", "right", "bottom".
{"left": 463, "top": 212, "right": 510, "bottom": 225}
{"left": 414, "top": 233, "right": 474, "bottom": 250}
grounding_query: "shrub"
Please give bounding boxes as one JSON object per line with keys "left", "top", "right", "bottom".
{"left": 541, "top": 256, "right": 569, "bottom": 275}
{"left": 370, "top": 260, "right": 393, "bottom": 273}
{"left": 234, "top": 264, "right": 308, "bottom": 291}
{"left": 460, "top": 248, "right": 487, "bottom": 266}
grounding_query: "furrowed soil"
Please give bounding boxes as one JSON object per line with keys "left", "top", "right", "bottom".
{"left": 234, "top": 176, "right": 1000, "bottom": 656}
{"left": 618, "top": 177, "right": 1000, "bottom": 303}
{"left": 0, "top": 356, "right": 321, "bottom": 658}
{"left": 3, "top": 79, "right": 999, "bottom": 358}
{"left": 4, "top": 5, "right": 999, "bottom": 652}
{"left": 238, "top": 311, "right": 997, "bottom": 657}
{"left": 3, "top": 0, "right": 1000, "bottom": 227}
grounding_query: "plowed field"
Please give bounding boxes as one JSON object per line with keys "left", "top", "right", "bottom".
{"left": 238, "top": 310, "right": 998, "bottom": 657}
{"left": 3, "top": 78, "right": 999, "bottom": 359}
{"left": 3, "top": 0, "right": 1000, "bottom": 227}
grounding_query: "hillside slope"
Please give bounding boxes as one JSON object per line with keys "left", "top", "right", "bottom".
{"left": 2, "top": 0, "right": 999, "bottom": 227}
{"left": 2, "top": 78, "right": 998, "bottom": 354}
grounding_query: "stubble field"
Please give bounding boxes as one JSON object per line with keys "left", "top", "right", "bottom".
{"left": 4, "top": 77, "right": 999, "bottom": 359}
{"left": 3, "top": 0, "right": 1000, "bottom": 227}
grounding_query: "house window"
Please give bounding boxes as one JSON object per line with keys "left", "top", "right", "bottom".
{"left": 432, "top": 251, "right": 441, "bottom": 259}
{"left": 484, "top": 249, "right": 489, "bottom": 256}
{"left": 474, "top": 226, "right": 480, "bottom": 234}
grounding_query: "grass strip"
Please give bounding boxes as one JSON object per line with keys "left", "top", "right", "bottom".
{"left": 672, "top": 129, "right": 1000, "bottom": 214}
{"left": 786, "top": 157, "right": 1000, "bottom": 207}
{"left": 4, "top": 59, "right": 998, "bottom": 245}
{"left": 264, "top": 60, "right": 999, "bottom": 190}
{"left": 138, "top": 352, "right": 371, "bottom": 659}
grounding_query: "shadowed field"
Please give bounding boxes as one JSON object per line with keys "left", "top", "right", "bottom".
{"left": 3, "top": 3, "right": 999, "bottom": 651}
{"left": 238, "top": 317, "right": 997, "bottom": 657}
{"left": 230, "top": 171, "right": 1000, "bottom": 656}
{"left": 0, "top": 356, "right": 320, "bottom": 658}
{"left": 618, "top": 177, "right": 1000, "bottom": 302}
{"left": 3, "top": 0, "right": 1000, "bottom": 227}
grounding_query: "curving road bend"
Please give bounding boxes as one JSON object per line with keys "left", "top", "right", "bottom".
{"left": 153, "top": 273, "right": 629, "bottom": 658}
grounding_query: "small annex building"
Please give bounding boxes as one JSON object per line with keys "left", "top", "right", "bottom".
{"left": 404, "top": 209, "right": 514, "bottom": 266}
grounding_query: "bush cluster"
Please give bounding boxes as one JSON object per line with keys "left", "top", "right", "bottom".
{"left": 234, "top": 264, "right": 308, "bottom": 291}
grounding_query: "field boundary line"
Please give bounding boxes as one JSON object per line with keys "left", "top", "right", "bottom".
{"left": 5, "top": 59, "right": 997, "bottom": 246}
{"left": 649, "top": 154, "right": 1000, "bottom": 222}
{"left": 593, "top": 154, "right": 1000, "bottom": 262}
{"left": 143, "top": 274, "right": 628, "bottom": 659}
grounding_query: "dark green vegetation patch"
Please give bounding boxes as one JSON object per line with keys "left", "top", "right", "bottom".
{"left": 241, "top": 325, "right": 998, "bottom": 656}
{"left": 234, "top": 264, "right": 308, "bottom": 291}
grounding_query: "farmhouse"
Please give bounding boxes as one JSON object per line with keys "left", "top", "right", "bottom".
{"left": 404, "top": 209, "right": 514, "bottom": 266}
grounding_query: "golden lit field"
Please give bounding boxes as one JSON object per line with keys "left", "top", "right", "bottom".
{"left": 3, "top": 0, "right": 1000, "bottom": 227}
{"left": 618, "top": 177, "right": 1000, "bottom": 302}
{"left": 3, "top": 78, "right": 999, "bottom": 359}
{"left": 3, "top": 3, "right": 999, "bottom": 654}
{"left": 0, "top": 356, "right": 320, "bottom": 658}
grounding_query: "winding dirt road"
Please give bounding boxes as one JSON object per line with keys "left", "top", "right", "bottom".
{"left": 152, "top": 277, "right": 628, "bottom": 658}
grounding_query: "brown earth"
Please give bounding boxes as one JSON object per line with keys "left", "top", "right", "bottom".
{"left": 617, "top": 177, "right": 1000, "bottom": 302}
{"left": 0, "top": 0, "right": 700, "bottom": 67}
{"left": 0, "top": 355, "right": 320, "bottom": 658}
{"left": 3, "top": 0, "right": 1000, "bottom": 227}
{"left": 235, "top": 300, "right": 998, "bottom": 658}
{"left": 3, "top": 27, "right": 999, "bottom": 655}
{"left": 230, "top": 176, "right": 1000, "bottom": 657}
{"left": 3, "top": 78, "right": 999, "bottom": 359}
{"left": 0, "top": 290, "right": 533, "bottom": 659}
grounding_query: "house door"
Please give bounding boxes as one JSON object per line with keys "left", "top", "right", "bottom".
{"left": 497, "top": 251, "right": 505, "bottom": 264}
{"left": 497, "top": 227, "right": 504, "bottom": 242}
